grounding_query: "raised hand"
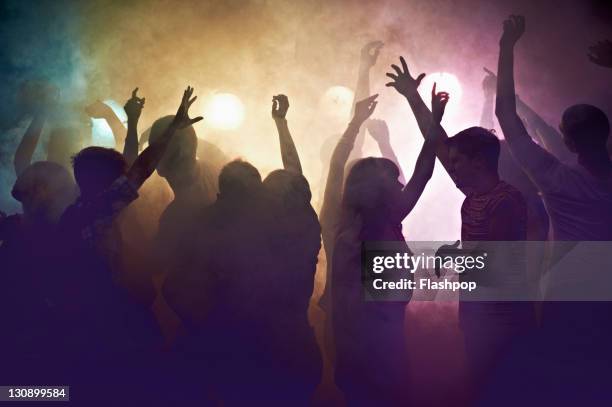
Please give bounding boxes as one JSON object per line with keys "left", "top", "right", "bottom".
{"left": 361, "top": 41, "right": 384, "bottom": 69}
{"left": 271, "top": 94, "right": 289, "bottom": 119}
{"left": 431, "top": 83, "right": 449, "bottom": 124}
{"left": 172, "top": 86, "right": 203, "bottom": 129}
{"left": 482, "top": 67, "right": 497, "bottom": 95}
{"left": 588, "top": 40, "right": 612, "bottom": 68}
{"left": 351, "top": 94, "right": 378, "bottom": 126}
{"left": 500, "top": 15, "right": 525, "bottom": 48}
{"left": 124, "top": 87, "right": 145, "bottom": 122}
{"left": 85, "top": 100, "right": 114, "bottom": 119}
{"left": 366, "top": 119, "right": 390, "bottom": 144}
{"left": 386, "top": 56, "right": 426, "bottom": 97}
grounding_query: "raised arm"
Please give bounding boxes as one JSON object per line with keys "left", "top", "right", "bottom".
{"left": 14, "top": 111, "right": 47, "bottom": 176}
{"left": 271, "top": 94, "right": 302, "bottom": 174}
{"left": 495, "top": 15, "right": 559, "bottom": 174}
{"left": 127, "top": 86, "right": 203, "bottom": 189}
{"left": 348, "top": 41, "right": 383, "bottom": 161}
{"left": 395, "top": 84, "right": 447, "bottom": 219}
{"left": 481, "top": 66, "right": 566, "bottom": 160}
{"left": 386, "top": 56, "right": 452, "bottom": 173}
{"left": 480, "top": 68, "right": 497, "bottom": 130}
{"left": 516, "top": 95, "right": 573, "bottom": 162}
{"left": 84, "top": 100, "right": 126, "bottom": 149}
{"left": 320, "top": 94, "right": 378, "bottom": 227}
{"left": 123, "top": 88, "right": 145, "bottom": 166}
{"left": 367, "top": 118, "right": 406, "bottom": 184}
{"left": 385, "top": 56, "right": 431, "bottom": 136}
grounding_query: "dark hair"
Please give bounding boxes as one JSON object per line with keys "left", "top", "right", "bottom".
{"left": 264, "top": 169, "right": 311, "bottom": 208}
{"left": 561, "top": 104, "right": 610, "bottom": 153}
{"left": 12, "top": 161, "right": 74, "bottom": 202}
{"left": 218, "top": 159, "right": 262, "bottom": 199}
{"left": 445, "top": 127, "right": 500, "bottom": 172}
{"left": 149, "top": 115, "right": 197, "bottom": 156}
{"left": 72, "top": 147, "right": 127, "bottom": 196}
{"left": 343, "top": 157, "right": 399, "bottom": 211}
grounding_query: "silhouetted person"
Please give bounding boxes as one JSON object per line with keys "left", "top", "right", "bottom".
{"left": 56, "top": 87, "right": 202, "bottom": 403}
{"left": 317, "top": 44, "right": 387, "bottom": 392}
{"left": 387, "top": 56, "right": 536, "bottom": 395}
{"left": 164, "top": 96, "right": 319, "bottom": 405}
{"left": 331, "top": 91, "right": 438, "bottom": 406}
{"left": 260, "top": 94, "right": 322, "bottom": 404}
{"left": 0, "top": 161, "right": 76, "bottom": 384}
{"left": 149, "top": 109, "right": 227, "bottom": 279}
{"left": 480, "top": 68, "right": 550, "bottom": 241}
{"left": 162, "top": 157, "right": 270, "bottom": 404}
{"left": 493, "top": 15, "right": 612, "bottom": 404}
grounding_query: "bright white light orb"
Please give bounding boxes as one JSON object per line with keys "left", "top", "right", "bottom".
{"left": 418, "top": 72, "right": 463, "bottom": 109}
{"left": 204, "top": 93, "right": 245, "bottom": 130}
{"left": 321, "top": 86, "right": 354, "bottom": 120}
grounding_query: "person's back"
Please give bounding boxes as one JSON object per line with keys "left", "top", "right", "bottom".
{"left": 535, "top": 162, "right": 612, "bottom": 241}
{"left": 0, "top": 161, "right": 75, "bottom": 384}
{"left": 58, "top": 147, "right": 160, "bottom": 366}
{"left": 442, "top": 127, "right": 535, "bottom": 393}
{"left": 262, "top": 169, "right": 322, "bottom": 400}
{"left": 483, "top": 18, "right": 612, "bottom": 404}
{"left": 498, "top": 141, "right": 549, "bottom": 240}
{"left": 149, "top": 116, "right": 227, "bottom": 278}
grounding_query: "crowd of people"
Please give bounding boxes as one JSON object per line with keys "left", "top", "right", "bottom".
{"left": 1, "top": 15, "right": 612, "bottom": 406}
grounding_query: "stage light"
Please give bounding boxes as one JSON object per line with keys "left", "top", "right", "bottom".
{"left": 204, "top": 93, "right": 245, "bottom": 130}
{"left": 324, "top": 86, "right": 354, "bottom": 106}
{"left": 418, "top": 72, "right": 463, "bottom": 109}
{"left": 321, "top": 86, "right": 354, "bottom": 120}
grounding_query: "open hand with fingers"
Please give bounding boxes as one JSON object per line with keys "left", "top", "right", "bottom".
{"left": 124, "top": 88, "right": 145, "bottom": 122}
{"left": 588, "top": 40, "right": 612, "bottom": 68}
{"left": 172, "top": 86, "right": 203, "bottom": 129}
{"left": 271, "top": 94, "right": 289, "bottom": 119}
{"left": 431, "top": 83, "right": 450, "bottom": 125}
{"left": 351, "top": 94, "right": 379, "bottom": 126}
{"left": 361, "top": 41, "right": 384, "bottom": 69}
{"left": 386, "top": 56, "right": 426, "bottom": 97}
{"left": 500, "top": 15, "right": 525, "bottom": 48}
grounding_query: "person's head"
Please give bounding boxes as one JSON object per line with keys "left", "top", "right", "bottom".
{"left": 445, "top": 127, "right": 500, "bottom": 190}
{"left": 12, "top": 161, "right": 76, "bottom": 223}
{"left": 560, "top": 104, "right": 609, "bottom": 156}
{"left": 342, "top": 157, "right": 402, "bottom": 220}
{"left": 72, "top": 147, "right": 127, "bottom": 198}
{"left": 264, "top": 169, "right": 311, "bottom": 210}
{"left": 218, "top": 159, "right": 262, "bottom": 201}
{"left": 47, "top": 127, "right": 84, "bottom": 166}
{"left": 149, "top": 115, "right": 197, "bottom": 177}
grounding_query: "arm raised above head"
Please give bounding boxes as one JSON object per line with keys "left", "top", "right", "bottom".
{"left": 495, "top": 15, "right": 559, "bottom": 175}
{"left": 386, "top": 57, "right": 453, "bottom": 175}
{"left": 320, "top": 94, "right": 379, "bottom": 228}
{"left": 127, "top": 86, "right": 203, "bottom": 190}
{"left": 271, "top": 94, "right": 302, "bottom": 174}
{"left": 123, "top": 87, "right": 145, "bottom": 166}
